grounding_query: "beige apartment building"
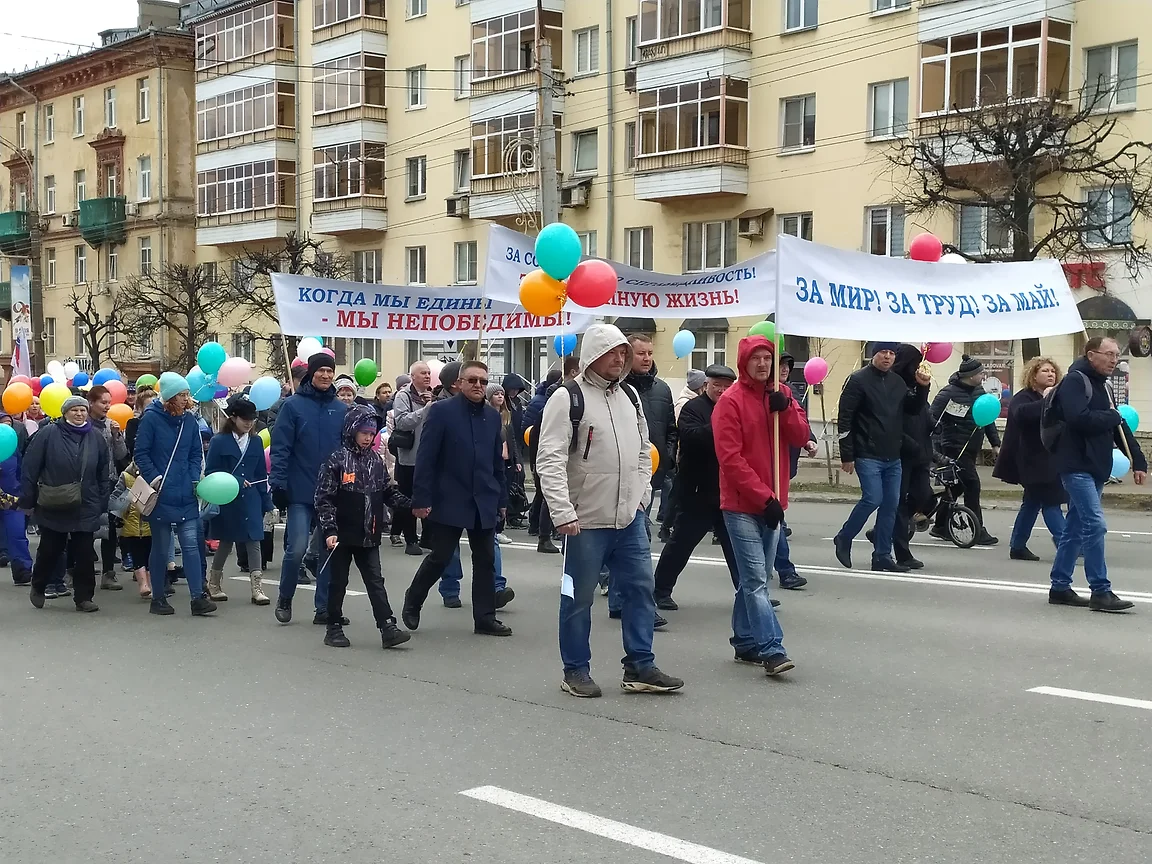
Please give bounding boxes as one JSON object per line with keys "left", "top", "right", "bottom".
{"left": 177, "top": 0, "right": 1149, "bottom": 418}
{"left": 0, "top": 1, "right": 196, "bottom": 379}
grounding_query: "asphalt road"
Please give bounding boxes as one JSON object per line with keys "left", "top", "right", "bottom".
{"left": 2, "top": 501, "right": 1151, "bottom": 863}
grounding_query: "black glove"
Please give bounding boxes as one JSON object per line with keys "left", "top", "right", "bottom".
{"left": 272, "top": 488, "right": 289, "bottom": 512}
{"left": 768, "top": 390, "right": 791, "bottom": 413}
{"left": 763, "top": 497, "right": 785, "bottom": 530}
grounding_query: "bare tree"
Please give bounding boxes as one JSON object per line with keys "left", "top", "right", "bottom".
{"left": 118, "top": 263, "right": 222, "bottom": 372}
{"left": 65, "top": 285, "right": 126, "bottom": 369}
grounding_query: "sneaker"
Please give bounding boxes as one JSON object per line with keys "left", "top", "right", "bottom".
{"left": 12, "top": 573, "right": 31, "bottom": 587}
{"left": 443, "top": 595, "right": 462, "bottom": 609}
{"left": 1049, "top": 588, "right": 1090, "bottom": 607}
{"left": 778, "top": 572, "right": 808, "bottom": 590}
{"left": 390, "top": 536, "right": 404, "bottom": 548}
{"left": 168, "top": 566, "right": 183, "bottom": 582}
{"left": 474, "top": 616, "right": 512, "bottom": 636}
{"left": 833, "top": 534, "right": 852, "bottom": 569}
{"left": 871, "top": 557, "right": 911, "bottom": 573}
{"left": 621, "top": 666, "right": 684, "bottom": 693}
{"left": 29, "top": 586, "right": 45, "bottom": 608}
{"left": 74, "top": 600, "right": 99, "bottom": 613}
{"left": 1089, "top": 590, "right": 1135, "bottom": 612}
{"left": 380, "top": 619, "right": 411, "bottom": 648}
{"left": 537, "top": 538, "right": 561, "bottom": 554}
{"left": 495, "top": 587, "right": 515, "bottom": 609}
{"left": 149, "top": 598, "right": 175, "bottom": 615}
{"left": 976, "top": 531, "right": 999, "bottom": 546}
{"left": 190, "top": 595, "right": 218, "bottom": 616}
{"left": 296, "top": 571, "right": 313, "bottom": 585}
{"left": 1010, "top": 547, "right": 1041, "bottom": 562}
{"left": 404, "top": 542, "right": 424, "bottom": 556}
{"left": 733, "top": 650, "right": 763, "bottom": 664}
{"left": 53, "top": 583, "right": 71, "bottom": 598}
{"left": 312, "top": 611, "right": 349, "bottom": 626}
{"left": 323, "top": 623, "right": 351, "bottom": 648}
{"left": 274, "top": 597, "right": 292, "bottom": 624}
{"left": 655, "top": 595, "right": 678, "bottom": 611}
{"left": 121, "top": 554, "right": 134, "bottom": 572}
{"left": 896, "top": 556, "right": 925, "bottom": 570}
{"left": 101, "top": 572, "right": 123, "bottom": 591}
{"left": 561, "top": 670, "right": 603, "bottom": 698}
{"left": 495, "top": 532, "right": 512, "bottom": 545}
{"left": 654, "top": 613, "right": 668, "bottom": 629}
{"left": 762, "top": 654, "right": 795, "bottom": 676}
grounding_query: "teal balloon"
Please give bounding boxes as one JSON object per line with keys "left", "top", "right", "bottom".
{"left": 535, "top": 223, "right": 583, "bottom": 281}
{"left": 0, "top": 425, "right": 17, "bottom": 462}
{"left": 197, "top": 341, "right": 228, "bottom": 375}
{"left": 187, "top": 367, "right": 208, "bottom": 394}
{"left": 971, "top": 392, "right": 1001, "bottom": 427}
{"left": 197, "top": 471, "right": 240, "bottom": 506}
{"left": 249, "top": 376, "right": 281, "bottom": 411}
{"left": 1119, "top": 404, "right": 1139, "bottom": 433}
{"left": 1112, "top": 448, "right": 1131, "bottom": 479}
{"left": 672, "top": 330, "right": 696, "bottom": 359}
{"left": 193, "top": 382, "right": 217, "bottom": 403}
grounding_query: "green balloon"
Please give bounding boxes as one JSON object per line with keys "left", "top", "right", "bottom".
{"left": 198, "top": 471, "right": 240, "bottom": 506}
{"left": 354, "top": 357, "right": 378, "bottom": 387}
{"left": 136, "top": 374, "right": 158, "bottom": 390}
{"left": 749, "top": 320, "right": 776, "bottom": 339}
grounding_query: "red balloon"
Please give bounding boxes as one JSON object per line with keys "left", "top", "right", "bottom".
{"left": 29, "top": 378, "right": 43, "bottom": 396}
{"left": 565, "top": 259, "right": 619, "bottom": 308}
{"left": 909, "top": 233, "right": 943, "bottom": 262}
{"left": 105, "top": 379, "right": 128, "bottom": 405}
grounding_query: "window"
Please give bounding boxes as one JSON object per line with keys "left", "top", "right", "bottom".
{"left": 352, "top": 249, "right": 382, "bottom": 283}
{"left": 626, "top": 16, "right": 638, "bottom": 65}
{"left": 107, "top": 246, "right": 118, "bottom": 281}
{"left": 74, "top": 170, "right": 86, "bottom": 205}
{"left": 104, "top": 87, "right": 117, "bottom": 128}
{"left": 624, "top": 121, "right": 636, "bottom": 171}
{"left": 314, "top": 0, "right": 384, "bottom": 27}
{"left": 454, "top": 149, "right": 471, "bottom": 192}
{"left": 313, "top": 55, "right": 385, "bottom": 115}
{"left": 44, "top": 176, "right": 55, "bottom": 214}
{"left": 73, "top": 95, "right": 85, "bottom": 136}
{"left": 866, "top": 206, "right": 905, "bottom": 256}
{"left": 472, "top": 112, "right": 560, "bottom": 177}
{"left": 106, "top": 164, "right": 119, "bottom": 198}
{"left": 684, "top": 220, "right": 736, "bottom": 272}
{"left": 313, "top": 142, "right": 386, "bottom": 199}
{"left": 44, "top": 104, "right": 54, "bottom": 143}
{"left": 232, "top": 332, "right": 256, "bottom": 363}
{"left": 873, "top": 0, "right": 909, "bottom": 11}
{"left": 351, "top": 337, "right": 381, "bottom": 367}
{"left": 638, "top": 77, "right": 749, "bottom": 155}
{"left": 868, "top": 79, "right": 909, "bottom": 138}
{"left": 406, "top": 246, "right": 427, "bottom": 284}
{"left": 407, "top": 0, "right": 426, "bottom": 17}
{"left": 406, "top": 66, "right": 427, "bottom": 108}
{"left": 1085, "top": 43, "right": 1138, "bottom": 111}
{"left": 573, "top": 130, "right": 598, "bottom": 174}
{"left": 15, "top": 182, "right": 27, "bottom": 211}
{"left": 578, "top": 231, "right": 597, "bottom": 257}
{"left": 626, "top": 227, "right": 653, "bottom": 270}
{"left": 137, "top": 77, "right": 150, "bottom": 121}
{"left": 958, "top": 204, "right": 1013, "bottom": 255}
{"left": 196, "top": 159, "right": 297, "bottom": 216}
{"left": 194, "top": 2, "right": 294, "bottom": 71}
{"left": 16, "top": 112, "right": 26, "bottom": 149}
{"left": 781, "top": 94, "right": 816, "bottom": 150}
{"left": 1085, "top": 186, "right": 1134, "bottom": 247}
{"left": 639, "top": 0, "right": 749, "bottom": 43}
{"left": 471, "top": 10, "right": 564, "bottom": 81}
{"left": 138, "top": 156, "right": 152, "bottom": 201}
{"left": 45, "top": 248, "right": 56, "bottom": 286}
{"left": 574, "top": 27, "right": 600, "bottom": 75}
{"left": 691, "top": 331, "right": 727, "bottom": 370}
{"left": 785, "top": 0, "right": 818, "bottom": 32}
{"left": 455, "top": 241, "right": 478, "bottom": 284}
{"left": 780, "top": 212, "right": 814, "bottom": 240}
{"left": 139, "top": 237, "right": 153, "bottom": 274}
{"left": 74, "top": 246, "right": 87, "bottom": 284}
{"left": 406, "top": 156, "right": 426, "bottom": 198}
{"left": 45, "top": 317, "right": 56, "bottom": 355}
{"left": 454, "top": 55, "right": 471, "bottom": 98}
{"left": 200, "top": 81, "right": 293, "bottom": 141}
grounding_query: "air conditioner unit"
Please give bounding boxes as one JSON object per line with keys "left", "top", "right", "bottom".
{"left": 62, "top": 212, "right": 78, "bottom": 227}
{"left": 737, "top": 214, "right": 766, "bottom": 239}
{"left": 125, "top": 202, "right": 139, "bottom": 216}
{"left": 624, "top": 67, "right": 637, "bottom": 93}
{"left": 560, "top": 184, "right": 588, "bottom": 209}
{"left": 446, "top": 195, "right": 469, "bottom": 218}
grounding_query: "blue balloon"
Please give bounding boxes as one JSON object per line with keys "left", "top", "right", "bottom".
{"left": 1119, "top": 403, "right": 1140, "bottom": 433}
{"left": 553, "top": 333, "right": 577, "bottom": 356}
{"left": 1112, "top": 448, "right": 1131, "bottom": 479}
{"left": 187, "top": 367, "right": 208, "bottom": 395}
{"left": 72, "top": 371, "right": 89, "bottom": 387}
{"left": 39, "top": 373, "right": 54, "bottom": 388}
{"left": 0, "top": 425, "right": 17, "bottom": 462}
{"left": 249, "top": 376, "right": 281, "bottom": 411}
{"left": 971, "top": 392, "right": 1001, "bottom": 427}
{"left": 672, "top": 329, "right": 696, "bottom": 359}
{"left": 193, "top": 382, "right": 217, "bottom": 403}
{"left": 92, "top": 368, "right": 121, "bottom": 385}
{"left": 534, "top": 223, "right": 583, "bottom": 281}
{"left": 197, "top": 341, "right": 228, "bottom": 376}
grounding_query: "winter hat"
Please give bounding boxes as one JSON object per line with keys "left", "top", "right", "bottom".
{"left": 334, "top": 374, "right": 357, "bottom": 394}
{"left": 307, "top": 351, "right": 336, "bottom": 377}
{"left": 502, "top": 373, "right": 529, "bottom": 395}
{"left": 705, "top": 363, "right": 737, "bottom": 381}
{"left": 353, "top": 413, "right": 378, "bottom": 433}
{"left": 395, "top": 373, "right": 412, "bottom": 389}
{"left": 957, "top": 354, "right": 984, "bottom": 377}
{"left": 486, "top": 382, "right": 505, "bottom": 401}
{"left": 686, "top": 369, "right": 707, "bottom": 391}
{"left": 225, "top": 393, "right": 257, "bottom": 421}
{"left": 872, "top": 342, "right": 900, "bottom": 355}
{"left": 439, "top": 361, "right": 461, "bottom": 391}
{"left": 158, "top": 371, "right": 190, "bottom": 402}
{"left": 61, "top": 395, "right": 88, "bottom": 415}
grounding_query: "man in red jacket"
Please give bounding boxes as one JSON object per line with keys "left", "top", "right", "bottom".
{"left": 713, "top": 335, "right": 811, "bottom": 675}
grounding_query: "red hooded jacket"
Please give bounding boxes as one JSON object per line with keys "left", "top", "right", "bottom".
{"left": 713, "top": 335, "right": 811, "bottom": 514}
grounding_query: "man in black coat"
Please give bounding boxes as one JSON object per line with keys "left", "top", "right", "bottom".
{"left": 624, "top": 334, "right": 677, "bottom": 535}
{"left": 891, "top": 344, "right": 934, "bottom": 569}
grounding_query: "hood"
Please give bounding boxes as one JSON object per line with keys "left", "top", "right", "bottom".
{"left": 893, "top": 344, "right": 924, "bottom": 388}
{"left": 735, "top": 335, "right": 776, "bottom": 387}
{"left": 502, "top": 373, "right": 530, "bottom": 395}
{"left": 341, "top": 403, "right": 379, "bottom": 448}
{"left": 946, "top": 371, "right": 977, "bottom": 390}
{"left": 578, "top": 323, "right": 632, "bottom": 376}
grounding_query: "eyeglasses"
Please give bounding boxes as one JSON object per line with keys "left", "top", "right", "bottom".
{"left": 1090, "top": 350, "right": 1121, "bottom": 359}
{"left": 465, "top": 376, "right": 489, "bottom": 386}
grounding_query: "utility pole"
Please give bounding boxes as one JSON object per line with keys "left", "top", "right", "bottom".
{"left": 536, "top": 0, "right": 559, "bottom": 228}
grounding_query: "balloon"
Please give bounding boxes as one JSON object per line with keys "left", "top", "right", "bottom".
{"left": 187, "top": 365, "right": 208, "bottom": 394}
{"left": 924, "top": 342, "right": 953, "bottom": 364}
{"left": 672, "top": 330, "right": 696, "bottom": 359}
{"left": 40, "top": 382, "right": 71, "bottom": 418}
{"left": 2, "top": 382, "right": 32, "bottom": 414}
{"left": 38, "top": 373, "right": 54, "bottom": 388}
{"left": 197, "top": 471, "right": 240, "bottom": 506}
{"left": 214, "top": 386, "right": 229, "bottom": 398}
{"left": 523, "top": 426, "right": 533, "bottom": 447}
{"left": 291, "top": 358, "right": 307, "bottom": 369}
{"left": 105, "top": 380, "right": 128, "bottom": 405}
{"left": 650, "top": 443, "right": 660, "bottom": 475}
{"left": 8, "top": 375, "right": 31, "bottom": 387}
{"left": 136, "top": 374, "right": 158, "bottom": 390}
{"left": 534, "top": 222, "right": 583, "bottom": 281}
{"left": 72, "top": 371, "right": 89, "bottom": 387}
{"left": 1119, "top": 404, "right": 1140, "bottom": 433}
{"left": 197, "top": 341, "right": 228, "bottom": 375}
{"left": 249, "top": 376, "right": 281, "bottom": 411}
{"left": 91, "top": 368, "right": 121, "bottom": 385}
{"left": 63, "top": 361, "right": 80, "bottom": 377}
{"left": 354, "top": 357, "right": 378, "bottom": 387}
{"left": 553, "top": 334, "right": 577, "bottom": 356}
{"left": 29, "top": 377, "right": 42, "bottom": 396}
{"left": 971, "top": 392, "right": 1001, "bottom": 427}
{"left": 217, "top": 356, "right": 253, "bottom": 388}
{"left": 259, "top": 428, "right": 271, "bottom": 449}
{"left": 426, "top": 359, "right": 444, "bottom": 381}
{"left": 107, "top": 403, "right": 133, "bottom": 429}
{"left": 938, "top": 252, "right": 967, "bottom": 264}
{"left": 565, "top": 259, "right": 618, "bottom": 308}
{"left": 519, "top": 270, "right": 567, "bottom": 317}
{"left": 1112, "top": 448, "right": 1131, "bottom": 479}
{"left": 909, "top": 233, "right": 944, "bottom": 262}
{"left": 296, "top": 337, "right": 324, "bottom": 362}
{"left": 0, "top": 425, "right": 17, "bottom": 462}
{"left": 265, "top": 449, "right": 272, "bottom": 472}
{"left": 46, "top": 360, "right": 64, "bottom": 376}
{"left": 321, "top": 347, "right": 336, "bottom": 358}
{"left": 803, "top": 357, "right": 829, "bottom": 385}
{"left": 193, "top": 383, "right": 217, "bottom": 403}
{"left": 749, "top": 320, "right": 776, "bottom": 339}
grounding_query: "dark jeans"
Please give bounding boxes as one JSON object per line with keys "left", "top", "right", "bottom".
{"left": 100, "top": 517, "right": 118, "bottom": 575}
{"left": 328, "top": 543, "right": 394, "bottom": 628}
{"left": 656, "top": 472, "right": 675, "bottom": 522}
{"left": 392, "top": 464, "right": 418, "bottom": 544}
{"left": 33, "top": 528, "right": 96, "bottom": 603}
{"left": 653, "top": 506, "right": 737, "bottom": 600}
{"left": 406, "top": 519, "right": 497, "bottom": 623}
{"left": 934, "top": 453, "right": 983, "bottom": 531}
{"left": 528, "top": 467, "right": 553, "bottom": 537}
{"left": 894, "top": 462, "right": 932, "bottom": 562}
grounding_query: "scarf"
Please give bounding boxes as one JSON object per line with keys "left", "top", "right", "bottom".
{"left": 234, "top": 431, "right": 250, "bottom": 459}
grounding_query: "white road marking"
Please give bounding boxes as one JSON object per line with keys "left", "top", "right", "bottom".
{"left": 460, "top": 785, "right": 765, "bottom": 864}
{"left": 226, "top": 576, "right": 366, "bottom": 597}
{"left": 1027, "top": 686, "right": 1152, "bottom": 711}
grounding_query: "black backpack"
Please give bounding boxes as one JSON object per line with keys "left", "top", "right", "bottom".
{"left": 558, "top": 378, "right": 642, "bottom": 453}
{"left": 1040, "top": 370, "right": 1093, "bottom": 452}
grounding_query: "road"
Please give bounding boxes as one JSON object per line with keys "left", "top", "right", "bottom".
{"left": 1, "top": 502, "right": 1151, "bottom": 863}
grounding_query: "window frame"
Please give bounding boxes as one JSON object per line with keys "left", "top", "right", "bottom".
{"left": 471, "top": 9, "right": 563, "bottom": 82}
{"left": 45, "top": 248, "right": 56, "bottom": 286}
{"left": 44, "top": 175, "right": 56, "bottom": 214}
{"left": 637, "top": 77, "right": 749, "bottom": 157}
{"left": 784, "top": 0, "right": 818, "bottom": 33}
{"left": 138, "top": 156, "right": 152, "bottom": 201}
{"left": 313, "top": 0, "right": 385, "bottom": 29}
{"left": 312, "top": 55, "right": 384, "bottom": 117}
{"left": 107, "top": 246, "right": 118, "bottom": 282}
{"left": 574, "top": 26, "right": 600, "bottom": 76}
{"left": 780, "top": 93, "right": 816, "bottom": 151}
{"left": 406, "top": 0, "right": 427, "bottom": 19}
{"left": 690, "top": 330, "right": 727, "bottom": 370}
{"left": 73, "top": 95, "right": 85, "bottom": 137}
{"left": 683, "top": 220, "right": 737, "bottom": 273}
{"left": 867, "top": 78, "right": 909, "bottom": 139}
{"left": 572, "top": 129, "right": 599, "bottom": 175}
{"left": 137, "top": 76, "right": 151, "bottom": 122}
{"left": 577, "top": 231, "right": 597, "bottom": 257}
{"left": 74, "top": 169, "right": 86, "bottom": 205}
{"left": 194, "top": 1, "right": 293, "bottom": 72}
{"left": 626, "top": 226, "right": 654, "bottom": 270}
{"left": 1084, "top": 42, "right": 1138, "bottom": 112}
{"left": 104, "top": 86, "right": 117, "bottom": 129}
{"left": 406, "top": 155, "right": 427, "bottom": 199}
{"left": 779, "top": 211, "right": 814, "bottom": 241}
{"left": 406, "top": 65, "right": 427, "bottom": 110}
{"left": 454, "top": 240, "right": 478, "bottom": 284}
{"left": 74, "top": 245, "right": 87, "bottom": 285}
{"left": 1084, "top": 185, "right": 1134, "bottom": 248}
{"left": 406, "top": 245, "right": 428, "bottom": 285}
{"left": 352, "top": 249, "right": 382, "bottom": 283}
{"left": 200, "top": 80, "right": 296, "bottom": 142}
{"left": 44, "top": 103, "right": 55, "bottom": 143}
{"left": 454, "top": 148, "right": 472, "bottom": 192}
{"left": 139, "top": 236, "right": 153, "bottom": 275}
{"left": 313, "top": 141, "right": 386, "bottom": 201}
{"left": 872, "top": 0, "right": 910, "bottom": 12}
{"left": 196, "top": 159, "right": 297, "bottom": 217}
{"left": 45, "top": 317, "right": 56, "bottom": 356}
{"left": 865, "top": 205, "right": 905, "bottom": 256}
{"left": 639, "top": 0, "right": 749, "bottom": 44}
{"left": 957, "top": 203, "right": 1016, "bottom": 256}
{"left": 454, "top": 55, "right": 471, "bottom": 99}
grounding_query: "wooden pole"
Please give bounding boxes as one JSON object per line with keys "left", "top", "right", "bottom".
{"left": 819, "top": 386, "right": 834, "bottom": 484}
{"left": 280, "top": 330, "right": 296, "bottom": 393}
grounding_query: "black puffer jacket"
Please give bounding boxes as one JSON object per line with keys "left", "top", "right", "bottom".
{"left": 624, "top": 363, "right": 677, "bottom": 485}
{"left": 930, "top": 373, "right": 1002, "bottom": 455}
{"left": 19, "top": 420, "right": 111, "bottom": 533}
{"left": 892, "top": 345, "right": 933, "bottom": 467}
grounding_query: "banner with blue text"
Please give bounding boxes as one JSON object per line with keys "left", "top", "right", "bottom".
{"left": 272, "top": 274, "right": 595, "bottom": 339}
{"left": 485, "top": 224, "right": 777, "bottom": 317}
{"left": 776, "top": 234, "right": 1083, "bottom": 341}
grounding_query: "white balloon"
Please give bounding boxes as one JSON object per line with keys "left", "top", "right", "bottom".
{"left": 426, "top": 359, "right": 445, "bottom": 380}
{"left": 938, "top": 252, "right": 968, "bottom": 264}
{"left": 296, "top": 337, "right": 324, "bottom": 362}
{"left": 46, "top": 360, "right": 65, "bottom": 375}
{"left": 63, "top": 361, "right": 80, "bottom": 377}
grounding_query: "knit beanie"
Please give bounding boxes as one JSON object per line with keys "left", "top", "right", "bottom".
{"left": 686, "top": 369, "right": 707, "bottom": 391}
{"left": 439, "top": 361, "right": 461, "bottom": 391}
{"left": 957, "top": 354, "right": 984, "bottom": 377}
{"left": 395, "top": 373, "right": 412, "bottom": 389}
{"left": 307, "top": 351, "right": 336, "bottom": 377}
{"left": 158, "top": 371, "right": 190, "bottom": 402}
{"left": 61, "top": 395, "right": 88, "bottom": 415}
{"left": 872, "top": 341, "right": 900, "bottom": 355}
{"left": 486, "top": 382, "right": 505, "bottom": 401}
{"left": 334, "top": 374, "right": 357, "bottom": 394}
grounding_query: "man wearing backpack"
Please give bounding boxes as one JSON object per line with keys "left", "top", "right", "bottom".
{"left": 1045, "top": 336, "right": 1146, "bottom": 611}
{"left": 537, "top": 323, "right": 684, "bottom": 698}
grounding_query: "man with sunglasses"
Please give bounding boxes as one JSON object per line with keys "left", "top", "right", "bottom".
{"left": 402, "top": 360, "right": 511, "bottom": 637}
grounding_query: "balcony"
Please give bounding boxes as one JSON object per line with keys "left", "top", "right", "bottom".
{"left": 196, "top": 205, "right": 297, "bottom": 246}
{"left": 79, "top": 197, "right": 127, "bottom": 248}
{"left": 0, "top": 211, "right": 31, "bottom": 256}
{"left": 312, "top": 195, "right": 387, "bottom": 235}
{"left": 197, "top": 47, "right": 295, "bottom": 82}
{"left": 197, "top": 125, "right": 296, "bottom": 155}
{"left": 637, "top": 27, "right": 751, "bottom": 63}
{"left": 471, "top": 70, "right": 537, "bottom": 99}
{"left": 469, "top": 172, "right": 548, "bottom": 220}
{"left": 633, "top": 145, "right": 749, "bottom": 201}
{"left": 313, "top": 13, "right": 386, "bottom": 45}
{"left": 313, "top": 104, "right": 387, "bottom": 128}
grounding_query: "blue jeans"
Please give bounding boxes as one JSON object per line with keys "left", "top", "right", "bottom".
{"left": 149, "top": 518, "right": 205, "bottom": 600}
{"left": 559, "top": 513, "right": 655, "bottom": 674}
{"left": 1010, "top": 492, "right": 1066, "bottom": 551}
{"left": 774, "top": 521, "right": 795, "bottom": 576}
{"left": 439, "top": 541, "right": 506, "bottom": 598}
{"left": 1050, "top": 473, "right": 1109, "bottom": 593}
{"left": 278, "top": 503, "right": 330, "bottom": 612}
{"left": 723, "top": 511, "right": 786, "bottom": 657}
{"left": 839, "top": 458, "right": 902, "bottom": 559}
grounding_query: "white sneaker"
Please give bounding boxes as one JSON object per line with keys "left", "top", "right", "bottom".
{"left": 496, "top": 532, "right": 512, "bottom": 545}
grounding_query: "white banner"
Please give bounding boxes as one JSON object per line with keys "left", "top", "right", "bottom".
{"left": 484, "top": 224, "right": 776, "bottom": 317}
{"left": 776, "top": 234, "right": 1083, "bottom": 341}
{"left": 272, "top": 274, "right": 595, "bottom": 339}
{"left": 10, "top": 263, "right": 31, "bottom": 342}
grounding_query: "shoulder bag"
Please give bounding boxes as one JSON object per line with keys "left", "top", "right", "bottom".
{"left": 37, "top": 428, "right": 91, "bottom": 510}
{"left": 130, "top": 420, "right": 184, "bottom": 518}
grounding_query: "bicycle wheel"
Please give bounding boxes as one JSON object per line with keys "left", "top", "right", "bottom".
{"left": 947, "top": 505, "right": 979, "bottom": 549}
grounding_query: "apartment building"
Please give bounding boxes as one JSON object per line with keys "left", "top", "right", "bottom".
{"left": 0, "top": 1, "right": 196, "bottom": 378}
{"left": 180, "top": 0, "right": 1151, "bottom": 415}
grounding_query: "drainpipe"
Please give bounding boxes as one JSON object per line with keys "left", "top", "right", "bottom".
{"left": 605, "top": 0, "right": 615, "bottom": 261}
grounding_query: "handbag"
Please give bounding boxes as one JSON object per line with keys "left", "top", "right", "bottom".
{"left": 130, "top": 421, "right": 184, "bottom": 518}
{"left": 37, "top": 429, "right": 90, "bottom": 510}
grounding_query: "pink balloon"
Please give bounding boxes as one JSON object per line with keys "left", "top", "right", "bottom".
{"left": 105, "top": 379, "right": 128, "bottom": 405}
{"left": 265, "top": 449, "right": 272, "bottom": 472}
{"left": 909, "top": 233, "right": 943, "bottom": 262}
{"left": 924, "top": 342, "right": 953, "bottom": 364}
{"left": 803, "top": 357, "right": 829, "bottom": 385}
{"left": 217, "top": 356, "right": 253, "bottom": 388}
{"left": 321, "top": 347, "right": 336, "bottom": 358}
{"left": 291, "top": 358, "right": 307, "bottom": 369}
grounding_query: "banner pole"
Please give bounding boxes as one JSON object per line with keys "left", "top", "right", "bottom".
{"left": 280, "top": 329, "right": 296, "bottom": 393}
{"left": 773, "top": 238, "right": 782, "bottom": 502}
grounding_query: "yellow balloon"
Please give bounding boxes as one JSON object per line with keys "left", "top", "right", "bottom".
{"left": 650, "top": 443, "right": 660, "bottom": 475}
{"left": 519, "top": 270, "right": 567, "bottom": 317}
{"left": 259, "top": 428, "right": 272, "bottom": 449}
{"left": 40, "top": 382, "right": 71, "bottom": 418}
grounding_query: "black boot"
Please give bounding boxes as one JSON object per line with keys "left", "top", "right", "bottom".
{"left": 275, "top": 596, "right": 292, "bottom": 624}
{"left": 190, "top": 595, "right": 217, "bottom": 616}
{"left": 323, "top": 623, "right": 351, "bottom": 647}
{"left": 380, "top": 619, "right": 412, "bottom": 648}
{"left": 537, "top": 537, "right": 560, "bottom": 554}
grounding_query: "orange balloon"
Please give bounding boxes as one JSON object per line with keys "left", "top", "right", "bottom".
{"left": 519, "top": 270, "right": 567, "bottom": 317}
{"left": 523, "top": 426, "right": 533, "bottom": 447}
{"left": 2, "top": 382, "right": 33, "bottom": 414}
{"left": 107, "top": 403, "right": 134, "bottom": 429}
{"left": 650, "top": 443, "right": 659, "bottom": 475}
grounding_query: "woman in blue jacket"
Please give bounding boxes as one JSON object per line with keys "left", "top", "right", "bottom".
{"left": 206, "top": 394, "right": 274, "bottom": 605}
{"left": 133, "top": 372, "right": 215, "bottom": 617}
